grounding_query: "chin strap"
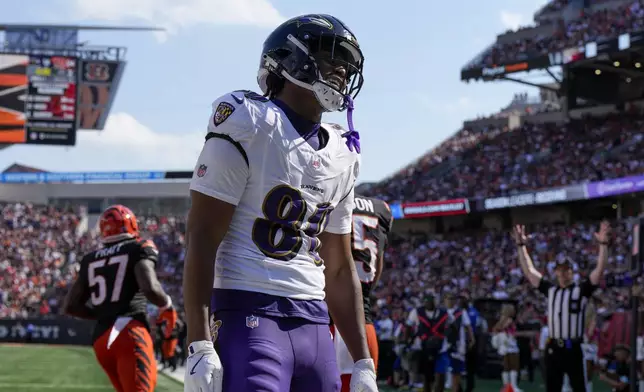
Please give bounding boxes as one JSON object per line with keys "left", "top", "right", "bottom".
{"left": 342, "top": 95, "right": 361, "bottom": 153}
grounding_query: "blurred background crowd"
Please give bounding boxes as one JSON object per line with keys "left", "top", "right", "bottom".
{"left": 1, "top": 93, "right": 640, "bottom": 385}
{"left": 463, "top": 0, "right": 644, "bottom": 69}
{"left": 1, "top": 205, "right": 632, "bottom": 322}
{"left": 3, "top": 0, "right": 644, "bottom": 389}
{"left": 368, "top": 110, "right": 644, "bottom": 203}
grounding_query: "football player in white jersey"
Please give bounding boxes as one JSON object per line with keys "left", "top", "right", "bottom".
{"left": 182, "top": 14, "right": 377, "bottom": 392}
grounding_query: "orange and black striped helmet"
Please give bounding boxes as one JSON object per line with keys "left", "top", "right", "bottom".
{"left": 99, "top": 205, "right": 139, "bottom": 243}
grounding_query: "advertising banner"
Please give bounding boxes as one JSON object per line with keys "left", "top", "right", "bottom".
{"left": 461, "top": 29, "right": 644, "bottom": 81}
{"left": 480, "top": 184, "right": 586, "bottom": 211}
{"left": 461, "top": 56, "right": 551, "bottom": 81}
{"left": 77, "top": 60, "right": 126, "bottom": 130}
{"left": 585, "top": 174, "right": 644, "bottom": 198}
{"left": 389, "top": 203, "right": 404, "bottom": 219}
{"left": 0, "top": 317, "right": 94, "bottom": 346}
{"left": 0, "top": 171, "right": 166, "bottom": 183}
{"left": 400, "top": 199, "right": 470, "bottom": 218}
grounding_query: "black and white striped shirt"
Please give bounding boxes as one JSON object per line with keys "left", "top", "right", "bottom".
{"left": 538, "top": 278, "right": 597, "bottom": 340}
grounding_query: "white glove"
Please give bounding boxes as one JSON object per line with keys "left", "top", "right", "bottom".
{"left": 349, "top": 358, "right": 378, "bottom": 392}
{"left": 184, "top": 340, "right": 223, "bottom": 392}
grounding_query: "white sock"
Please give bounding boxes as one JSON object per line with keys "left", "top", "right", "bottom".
{"left": 639, "top": 380, "right": 644, "bottom": 392}
{"left": 510, "top": 370, "right": 518, "bottom": 388}
{"left": 502, "top": 371, "right": 509, "bottom": 385}
{"left": 586, "top": 381, "right": 593, "bottom": 392}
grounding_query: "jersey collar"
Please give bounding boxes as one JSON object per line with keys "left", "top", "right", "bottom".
{"left": 272, "top": 99, "right": 328, "bottom": 149}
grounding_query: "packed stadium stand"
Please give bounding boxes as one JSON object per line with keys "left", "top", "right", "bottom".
{"left": 2, "top": 110, "right": 643, "bottom": 388}
{"left": 367, "top": 108, "right": 644, "bottom": 203}
{"left": 3, "top": 202, "right": 631, "bottom": 322}
{"left": 2, "top": 2, "right": 644, "bottom": 390}
{"left": 462, "top": 0, "right": 644, "bottom": 70}
{"left": 0, "top": 202, "right": 639, "bottom": 388}
{"left": 1, "top": 92, "right": 641, "bottom": 387}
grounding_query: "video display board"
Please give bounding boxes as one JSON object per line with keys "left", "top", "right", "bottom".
{"left": 0, "top": 53, "right": 77, "bottom": 145}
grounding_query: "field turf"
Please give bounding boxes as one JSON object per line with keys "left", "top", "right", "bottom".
{"left": 0, "top": 344, "right": 612, "bottom": 391}
{"left": 0, "top": 344, "right": 182, "bottom": 391}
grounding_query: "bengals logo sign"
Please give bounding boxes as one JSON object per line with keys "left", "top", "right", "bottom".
{"left": 84, "top": 62, "right": 110, "bottom": 82}
{"left": 78, "top": 60, "right": 124, "bottom": 130}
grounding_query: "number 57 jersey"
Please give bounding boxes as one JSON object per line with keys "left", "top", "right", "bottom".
{"left": 79, "top": 238, "right": 159, "bottom": 341}
{"left": 190, "top": 92, "right": 361, "bottom": 301}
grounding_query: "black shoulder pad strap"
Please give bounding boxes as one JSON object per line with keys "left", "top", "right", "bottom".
{"left": 205, "top": 132, "right": 249, "bottom": 167}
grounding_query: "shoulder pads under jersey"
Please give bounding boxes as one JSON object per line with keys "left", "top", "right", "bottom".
{"left": 137, "top": 238, "right": 158, "bottom": 251}
{"left": 322, "top": 122, "right": 347, "bottom": 136}
{"left": 136, "top": 238, "right": 159, "bottom": 262}
{"left": 207, "top": 90, "right": 269, "bottom": 142}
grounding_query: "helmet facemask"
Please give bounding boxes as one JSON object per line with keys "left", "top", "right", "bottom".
{"left": 259, "top": 32, "right": 364, "bottom": 112}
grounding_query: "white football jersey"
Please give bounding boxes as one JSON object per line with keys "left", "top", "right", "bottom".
{"left": 190, "top": 90, "right": 360, "bottom": 300}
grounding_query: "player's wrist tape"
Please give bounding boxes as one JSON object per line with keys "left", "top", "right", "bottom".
{"left": 598, "top": 241, "right": 609, "bottom": 246}
{"left": 160, "top": 295, "right": 172, "bottom": 309}
{"left": 354, "top": 358, "right": 375, "bottom": 372}
{"left": 188, "top": 340, "right": 214, "bottom": 356}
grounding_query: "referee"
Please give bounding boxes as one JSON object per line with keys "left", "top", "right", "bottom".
{"left": 513, "top": 221, "right": 610, "bottom": 392}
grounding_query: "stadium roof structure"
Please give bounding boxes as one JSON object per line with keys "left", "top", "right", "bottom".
{"left": 460, "top": 1, "right": 644, "bottom": 111}
{"left": 2, "top": 163, "right": 48, "bottom": 173}
{"left": 0, "top": 23, "right": 164, "bottom": 32}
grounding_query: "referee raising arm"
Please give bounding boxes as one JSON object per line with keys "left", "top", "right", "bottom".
{"left": 513, "top": 221, "right": 610, "bottom": 392}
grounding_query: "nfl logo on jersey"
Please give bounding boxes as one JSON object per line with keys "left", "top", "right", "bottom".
{"left": 245, "top": 315, "right": 259, "bottom": 329}
{"left": 197, "top": 164, "right": 207, "bottom": 177}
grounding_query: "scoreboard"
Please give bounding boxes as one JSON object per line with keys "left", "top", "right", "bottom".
{"left": 0, "top": 53, "right": 77, "bottom": 145}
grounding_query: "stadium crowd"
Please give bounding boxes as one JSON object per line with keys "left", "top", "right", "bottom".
{"left": 0, "top": 202, "right": 635, "bottom": 369}
{"left": 1, "top": 103, "right": 640, "bottom": 378}
{"left": 468, "top": 93, "right": 561, "bottom": 121}
{"left": 2, "top": 3, "right": 642, "bottom": 390}
{"left": 465, "top": 0, "right": 644, "bottom": 68}
{"left": 0, "top": 208, "right": 189, "bottom": 319}
{"left": 0, "top": 203, "right": 91, "bottom": 319}
{"left": 1, "top": 206, "right": 633, "bottom": 317}
{"left": 375, "top": 220, "right": 631, "bottom": 321}
{"left": 369, "top": 110, "right": 644, "bottom": 203}
{"left": 0, "top": 101, "right": 641, "bottom": 389}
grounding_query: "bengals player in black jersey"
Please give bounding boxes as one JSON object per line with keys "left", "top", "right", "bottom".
{"left": 332, "top": 194, "right": 393, "bottom": 392}
{"left": 63, "top": 205, "right": 172, "bottom": 392}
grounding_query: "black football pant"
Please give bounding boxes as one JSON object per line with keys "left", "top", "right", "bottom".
{"left": 377, "top": 340, "right": 394, "bottom": 380}
{"left": 518, "top": 344, "right": 535, "bottom": 384}
{"left": 465, "top": 344, "right": 477, "bottom": 392}
{"left": 545, "top": 340, "right": 586, "bottom": 392}
{"left": 418, "top": 349, "right": 434, "bottom": 392}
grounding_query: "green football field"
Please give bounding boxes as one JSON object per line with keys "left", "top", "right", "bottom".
{"left": 0, "top": 344, "right": 183, "bottom": 392}
{"left": 0, "top": 344, "right": 612, "bottom": 392}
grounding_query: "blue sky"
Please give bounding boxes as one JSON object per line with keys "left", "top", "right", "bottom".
{"left": 0, "top": 0, "right": 549, "bottom": 182}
